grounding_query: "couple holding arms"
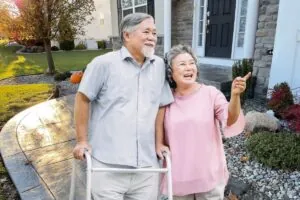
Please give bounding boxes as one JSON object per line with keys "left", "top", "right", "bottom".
{"left": 72, "top": 13, "right": 249, "bottom": 200}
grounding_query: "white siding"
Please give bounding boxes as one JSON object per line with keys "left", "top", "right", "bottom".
{"left": 78, "top": 0, "right": 112, "bottom": 41}
{"left": 110, "top": 0, "right": 119, "bottom": 36}
{"left": 268, "top": 0, "right": 300, "bottom": 91}
{"left": 154, "top": 0, "right": 164, "bottom": 35}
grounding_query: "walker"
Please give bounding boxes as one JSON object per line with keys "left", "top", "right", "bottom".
{"left": 69, "top": 151, "right": 173, "bottom": 200}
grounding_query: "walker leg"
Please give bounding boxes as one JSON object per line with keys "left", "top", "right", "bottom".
{"left": 86, "top": 152, "right": 92, "bottom": 200}
{"left": 69, "top": 160, "right": 76, "bottom": 200}
{"left": 164, "top": 153, "right": 173, "bottom": 200}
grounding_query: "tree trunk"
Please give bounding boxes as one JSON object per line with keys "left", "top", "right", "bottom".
{"left": 43, "top": 38, "right": 55, "bottom": 74}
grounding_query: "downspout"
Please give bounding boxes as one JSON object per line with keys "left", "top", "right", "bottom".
{"left": 243, "top": 0, "right": 259, "bottom": 58}
{"left": 164, "top": 0, "right": 172, "bottom": 54}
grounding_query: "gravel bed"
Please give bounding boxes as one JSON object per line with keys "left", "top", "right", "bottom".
{"left": 223, "top": 99, "right": 300, "bottom": 200}
{"left": 224, "top": 133, "right": 300, "bottom": 199}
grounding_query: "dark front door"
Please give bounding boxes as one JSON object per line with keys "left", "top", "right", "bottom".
{"left": 205, "top": 0, "right": 236, "bottom": 58}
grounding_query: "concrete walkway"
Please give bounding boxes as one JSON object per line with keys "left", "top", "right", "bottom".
{"left": 0, "top": 95, "right": 79, "bottom": 199}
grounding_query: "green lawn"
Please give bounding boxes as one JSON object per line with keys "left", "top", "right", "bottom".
{"left": 0, "top": 46, "right": 110, "bottom": 199}
{"left": 0, "top": 84, "right": 54, "bottom": 126}
{"left": 0, "top": 46, "right": 111, "bottom": 80}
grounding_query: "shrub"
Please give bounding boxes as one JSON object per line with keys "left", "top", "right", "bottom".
{"left": 232, "top": 59, "right": 255, "bottom": 104}
{"left": 36, "top": 46, "right": 44, "bottom": 53}
{"left": 267, "top": 82, "right": 294, "bottom": 118}
{"left": 97, "top": 40, "right": 106, "bottom": 49}
{"left": 0, "top": 39, "right": 9, "bottom": 47}
{"left": 22, "top": 46, "right": 33, "bottom": 53}
{"left": 282, "top": 104, "right": 300, "bottom": 133}
{"left": 31, "top": 46, "right": 39, "bottom": 53}
{"left": 51, "top": 46, "right": 59, "bottom": 51}
{"left": 59, "top": 40, "right": 75, "bottom": 51}
{"left": 54, "top": 71, "right": 71, "bottom": 81}
{"left": 16, "top": 39, "right": 44, "bottom": 47}
{"left": 63, "top": 71, "right": 72, "bottom": 78}
{"left": 54, "top": 73, "right": 66, "bottom": 81}
{"left": 21, "top": 46, "right": 44, "bottom": 53}
{"left": 246, "top": 132, "right": 300, "bottom": 170}
{"left": 75, "top": 42, "right": 87, "bottom": 50}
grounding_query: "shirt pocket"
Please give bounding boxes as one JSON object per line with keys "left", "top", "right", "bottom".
{"left": 149, "top": 84, "right": 161, "bottom": 104}
{"left": 106, "top": 72, "right": 131, "bottom": 101}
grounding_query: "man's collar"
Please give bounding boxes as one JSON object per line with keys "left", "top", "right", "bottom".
{"left": 120, "top": 46, "right": 133, "bottom": 60}
{"left": 120, "top": 46, "right": 155, "bottom": 63}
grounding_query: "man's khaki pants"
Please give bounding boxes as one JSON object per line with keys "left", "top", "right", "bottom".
{"left": 91, "top": 158, "right": 159, "bottom": 200}
{"left": 173, "top": 181, "right": 226, "bottom": 200}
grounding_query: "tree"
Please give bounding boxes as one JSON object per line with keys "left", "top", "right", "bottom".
{"left": 0, "top": 1, "right": 25, "bottom": 40}
{"left": 13, "top": 0, "right": 95, "bottom": 74}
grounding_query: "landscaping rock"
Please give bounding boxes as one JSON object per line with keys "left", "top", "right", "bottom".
{"left": 225, "top": 176, "right": 251, "bottom": 196}
{"left": 244, "top": 110, "right": 280, "bottom": 133}
{"left": 240, "top": 188, "right": 271, "bottom": 200}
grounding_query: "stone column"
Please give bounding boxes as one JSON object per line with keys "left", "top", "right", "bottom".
{"left": 253, "top": 0, "right": 279, "bottom": 98}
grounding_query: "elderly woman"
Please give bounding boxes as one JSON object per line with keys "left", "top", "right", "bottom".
{"left": 155, "top": 45, "right": 249, "bottom": 200}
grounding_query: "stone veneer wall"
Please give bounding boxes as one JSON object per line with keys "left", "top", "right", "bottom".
{"left": 171, "top": 0, "right": 194, "bottom": 46}
{"left": 253, "top": 0, "right": 279, "bottom": 98}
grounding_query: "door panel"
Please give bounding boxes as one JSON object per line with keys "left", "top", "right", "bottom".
{"left": 221, "top": 23, "right": 229, "bottom": 47}
{"left": 205, "top": 0, "right": 236, "bottom": 58}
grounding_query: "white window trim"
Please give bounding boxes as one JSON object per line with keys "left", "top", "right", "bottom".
{"left": 232, "top": 0, "right": 246, "bottom": 59}
{"left": 121, "top": 0, "right": 147, "bottom": 18}
{"left": 192, "top": 0, "right": 207, "bottom": 57}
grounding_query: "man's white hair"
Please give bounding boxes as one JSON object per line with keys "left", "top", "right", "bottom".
{"left": 120, "top": 13, "right": 153, "bottom": 43}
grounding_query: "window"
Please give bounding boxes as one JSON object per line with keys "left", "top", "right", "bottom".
{"left": 122, "top": 0, "right": 147, "bottom": 18}
{"left": 237, "top": 0, "right": 248, "bottom": 47}
{"left": 198, "top": 0, "right": 205, "bottom": 46}
{"left": 100, "top": 13, "right": 104, "bottom": 25}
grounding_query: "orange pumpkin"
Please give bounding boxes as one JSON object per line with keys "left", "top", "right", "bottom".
{"left": 70, "top": 71, "right": 83, "bottom": 84}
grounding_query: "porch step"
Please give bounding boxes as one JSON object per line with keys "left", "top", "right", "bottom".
{"left": 197, "top": 64, "right": 233, "bottom": 99}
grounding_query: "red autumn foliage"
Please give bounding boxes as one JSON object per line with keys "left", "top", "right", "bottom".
{"left": 267, "top": 82, "right": 294, "bottom": 118}
{"left": 282, "top": 104, "right": 300, "bottom": 133}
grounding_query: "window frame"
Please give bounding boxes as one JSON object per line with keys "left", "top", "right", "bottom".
{"left": 237, "top": 0, "right": 248, "bottom": 47}
{"left": 121, "top": 0, "right": 148, "bottom": 18}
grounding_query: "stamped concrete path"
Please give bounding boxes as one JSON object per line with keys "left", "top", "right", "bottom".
{"left": 0, "top": 95, "right": 87, "bottom": 200}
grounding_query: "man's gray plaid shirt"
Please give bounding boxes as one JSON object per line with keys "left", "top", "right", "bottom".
{"left": 78, "top": 46, "right": 174, "bottom": 168}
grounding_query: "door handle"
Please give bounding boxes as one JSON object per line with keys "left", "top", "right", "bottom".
{"left": 206, "top": 10, "right": 210, "bottom": 34}
{"left": 206, "top": 19, "right": 210, "bottom": 34}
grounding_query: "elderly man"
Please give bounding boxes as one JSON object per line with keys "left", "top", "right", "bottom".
{"left": 72, "top": 13, "right": 173, "bottom": 200}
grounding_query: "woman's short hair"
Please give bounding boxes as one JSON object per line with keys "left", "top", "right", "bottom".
{"left": 120, "top": 13, "right": 153, "bottom": 43}
{"left": 164, "top": 44, "right": 199, "bottom": 88}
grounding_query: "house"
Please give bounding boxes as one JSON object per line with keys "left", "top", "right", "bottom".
{"left": 267, "top": 0, "right": 300, "bottom": 101}
{"left": 74, "top": 0, "right": 113, "bottom": 49}
{"left": 108, "top": 0, "right": 300, "bottom": 100}
{"left": 52, "top": 0, "right": 113, "bottom": 49}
